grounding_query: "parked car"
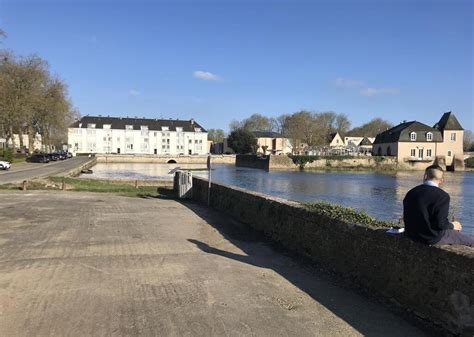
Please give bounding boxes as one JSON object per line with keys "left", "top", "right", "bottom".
{"left": 53, "top": 152, "right": 67, "bottom": 160}
{"left": 0, "top": 160, "right": 11, "bottom": 170}
{"left": 26, "top": 154, "right": 50, "bottom": 163}
{"left": 46, "top": 153, "right": 59, "bottom": 161}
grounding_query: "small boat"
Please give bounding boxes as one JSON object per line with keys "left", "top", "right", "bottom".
{"left": 81, "top": 169, "right": 93, "bottom": 174}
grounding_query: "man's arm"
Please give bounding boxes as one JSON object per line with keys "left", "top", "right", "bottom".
{"left": 431, "top": 193, "right": 454, "bottom": 230}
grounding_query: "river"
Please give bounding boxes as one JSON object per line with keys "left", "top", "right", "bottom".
{"left": 82, "top": 163, "right": 474, "bottom": 236}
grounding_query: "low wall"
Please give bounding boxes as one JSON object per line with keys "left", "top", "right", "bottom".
{"left": 304, "top": 157, "right": 398, "bottom": 170}
{"left": 236, "top": 155, "right": 400, "bottom": 170}
{"left": 235, "top": 155, "right": 270, "bottom": 170}
{"left": 63, "top": 158, "right": 97, "bottom": 177}
{"left": 95, "top": 154, "right": 235, "bottom": 165}
{"left": 187, "top": 176, "right": 474, "bottom": 335}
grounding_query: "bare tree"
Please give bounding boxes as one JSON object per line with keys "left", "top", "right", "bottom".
{"left": 347, "top": 118, "right": 393, "bottom": 137}
{"left": 207, "top": 128, "right": 225, "bottom": 142}
{"left": 0, "top": 52, "right": 76, "bottom": 153}
{"left": 464, "top": 130, "right": 474, "bottom": 152}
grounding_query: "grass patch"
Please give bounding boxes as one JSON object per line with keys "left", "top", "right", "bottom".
{"left": 304, "top": 201, "right": 396, "bottom": 228}
{"left": 42, "top": 177, "right": 174, "bottom": 198}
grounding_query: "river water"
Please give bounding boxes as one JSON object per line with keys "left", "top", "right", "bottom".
{"left": 82, "top": 163, "right": 474, "bottom": 237}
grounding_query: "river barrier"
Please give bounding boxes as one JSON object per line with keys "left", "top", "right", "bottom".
{"left": 181, "top": 175, "right": 474, "bottom": 335}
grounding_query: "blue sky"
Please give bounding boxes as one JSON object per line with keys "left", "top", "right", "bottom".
{"left": 1, "top": 0, "right": 472, "bottom": 131}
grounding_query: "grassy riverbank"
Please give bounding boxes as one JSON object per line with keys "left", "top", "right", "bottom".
{"left": 0, "top": 176, "right": 175, "bottom": 198}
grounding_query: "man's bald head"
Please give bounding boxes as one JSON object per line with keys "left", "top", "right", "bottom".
{"left": 424, "top": 165, "right": 444, "bottom": 183}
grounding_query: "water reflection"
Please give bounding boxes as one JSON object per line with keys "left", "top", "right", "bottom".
{"left": 82, "top": 163, "right": 473, "bottom": 236}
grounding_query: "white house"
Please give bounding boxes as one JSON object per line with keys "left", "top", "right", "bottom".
{"left": 68, "top": 116, "right": 208, "bottom": 155}
{"left": 344, "top": 136, "right": 376, "bottom": 147}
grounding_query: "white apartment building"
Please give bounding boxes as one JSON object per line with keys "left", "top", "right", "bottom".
{"left": 68, "top": 116, "right": 208, "bottom": 155}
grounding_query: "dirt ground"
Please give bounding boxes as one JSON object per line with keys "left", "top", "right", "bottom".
{"left": 0, "top": 190, "right": 428, "bottom": 336}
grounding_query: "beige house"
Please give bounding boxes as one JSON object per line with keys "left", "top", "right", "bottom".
{"left": 373, "top": 112, "right": 464, "bottom": 167}
{"left": 253, "top": 131, "right": 292, "bottom": 155}
{"left": 328, "top": 132, "right": 344, "bottom": 148}
{"left": 5, "top": 133, "right": 42, "bottom": 152}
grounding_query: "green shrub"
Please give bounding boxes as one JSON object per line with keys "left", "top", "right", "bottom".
{"left": 289, "top": 155, "right": 319, "bottom": 168}
{"left": 304, "top": 201, "right": 396, "bottom": 228}
{"left": 465, "top": 157, "right": 474, "bottom": 168}
{"left": 373, "top": 156, "right": 387, "bottom": 163}
{"left": 0, "top": 149, "right": 14, "bottom": 162}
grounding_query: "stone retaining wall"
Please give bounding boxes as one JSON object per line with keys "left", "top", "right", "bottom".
{"left": 187, "top": 176, "right": 474, "bottom": 335}
{"left": 235, "top": 154, "right": 465, "bottom": 171}
{"left": 63, "top": 158, "right": 97, "bottom": 177}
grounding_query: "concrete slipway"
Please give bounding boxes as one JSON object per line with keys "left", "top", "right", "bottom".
{"left": 0, "top": 191, "right": 429, "bottom": 336}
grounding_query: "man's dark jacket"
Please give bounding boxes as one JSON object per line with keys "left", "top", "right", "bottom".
{"left": 403, "top": 184, "right": 453, "bottom": 244}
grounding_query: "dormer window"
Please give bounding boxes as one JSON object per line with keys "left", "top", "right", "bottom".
{"left": 161, "top": 126, "right": 169, "bottom": 131}
{"left": 125, "top": 125, "right": 133, "bottom": 130}
{"left": 141, "top": 125, "right": 148, "bottom": 130}
{"left": 103, "top": 124, "right": 111, "bottom": 129}
{"left": 426, "top": 132, "right": 433, "bottom": 141}
{"left": 176, "top": 127, "right": 183, "bottom": 132}
{"left": 87, "top": 123, "right": 96, "bottom": 129}
{"left": 410, "top": 132, "right": 416, "bottom": 141}
{"left": 194, "top": 127, "right": 202, "bottom": 132}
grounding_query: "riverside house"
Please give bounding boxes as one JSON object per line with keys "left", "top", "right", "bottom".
{"left": 68, "top": 116, "right": 208, "bottom": 156}
{"left": 328, "top": 132, "right": 344, "bottom": 148}
{"left": 372, "top": 112, "right": 464, "bottom": 168}
{"left": 253, "top": 131, "right": 293, "bottom": 155}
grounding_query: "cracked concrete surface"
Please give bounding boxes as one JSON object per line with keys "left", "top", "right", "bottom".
{"left": 0, "top": 191, "right": 428, "bottom": 336}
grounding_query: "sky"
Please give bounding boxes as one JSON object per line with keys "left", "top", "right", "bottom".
{"left": 1, "top": 0, "right": 472, "bottom": 132}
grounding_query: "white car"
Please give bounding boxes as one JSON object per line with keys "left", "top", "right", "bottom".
{"left": 0, "top": 160, "right": 11, "bottom": 170}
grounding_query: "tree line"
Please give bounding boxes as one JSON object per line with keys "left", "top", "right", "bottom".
{"left": 208, "top": 111, "right": 393, "bottom": 153}
{"left": 0, "top": 30, "right": 76, "bottom": 153}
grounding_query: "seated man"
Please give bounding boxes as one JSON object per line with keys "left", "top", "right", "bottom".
{"left": 403, "top": 165, "right": 473, "bottom": 247}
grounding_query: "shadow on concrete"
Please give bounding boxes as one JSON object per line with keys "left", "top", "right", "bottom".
{"left": 183, "top": 201, "right": 437, "bottom": 337}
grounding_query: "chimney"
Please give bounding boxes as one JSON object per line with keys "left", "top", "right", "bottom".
{"left": 190, "top": 118, "right": 195, "bottom": 125}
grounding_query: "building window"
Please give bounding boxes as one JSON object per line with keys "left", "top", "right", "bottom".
{"left": 410, "top": 132, "right": 416, "bottom": 141}
{"left": 125, "top": 125, "right": 133, "bottom": 130}
{"left": 189, "top": 139, "right": 192, "bottom": 144}
{"left": 450, "top": 133, "right": 456, "bottom": 141}
{"left": 426, "top": 132, "right": 433, "bottom": 141}
{"left": 410, "top": 149, "right": 416, "bottom": 157}
{"left": 448, "top": 151, "right": 452, "bottom": 156}
{"left": 387, "top": 146, "right": 391, "bottom": 156}
{"left": 427, "top": 149, "right": 432, "bottom": 157}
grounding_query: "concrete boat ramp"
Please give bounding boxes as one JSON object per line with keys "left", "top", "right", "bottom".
{"left": 0, "top": 191, "right": 429, "bottom": 336}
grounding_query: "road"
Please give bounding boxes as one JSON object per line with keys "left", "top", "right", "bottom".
{"left": 0, "top": 156, "right": 91, "bottom": 184}
{"left": 0, "top": 191, "right": 429, "bottom": 336}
